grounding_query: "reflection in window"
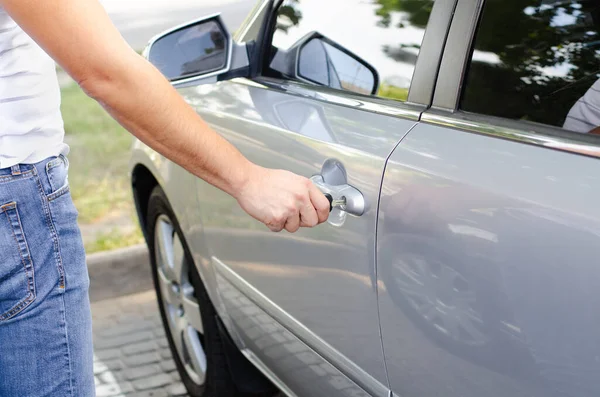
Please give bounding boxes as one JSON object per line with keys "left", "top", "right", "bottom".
{"left": 269, "top": 0, "right": 435, "bottom": 102}
{"left": 461, "top": 0, "right": 600, "bottom": 133}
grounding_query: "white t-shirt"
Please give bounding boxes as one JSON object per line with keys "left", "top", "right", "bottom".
{"left": 563, "top": 78, "right": 600, "bottom": 134}
{"left": 0, "top": 7, "right": 68, "bottom": 169}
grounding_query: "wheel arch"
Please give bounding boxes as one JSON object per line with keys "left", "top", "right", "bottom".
{"left": 131, "top": 163, "right": 160, "bottom": 244}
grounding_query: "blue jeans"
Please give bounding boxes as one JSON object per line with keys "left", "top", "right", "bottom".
{"left": 0, "top": 155, "right": 94, "bottom": 396}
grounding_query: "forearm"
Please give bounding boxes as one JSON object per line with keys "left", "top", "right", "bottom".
{"left": 1, "top": 0, "right": 331, "bottom": 232}
{"left": 82, "top": 52, "right": 253, "bottom": 197}
{"left": 1, "top": 0, "right": 253, "bottom": 198}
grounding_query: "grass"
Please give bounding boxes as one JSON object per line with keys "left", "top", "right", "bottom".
{"left": 84, "top": 228, "right": 145, "bottom": 253}
{"left": 378, "top": 84, "right": 409, "bottom": 102}
{"left": 60, "top": 83, "right": 144, "bottom": 253}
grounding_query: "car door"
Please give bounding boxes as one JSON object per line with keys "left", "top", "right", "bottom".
{"left": 180, "top": 0, "right": 451, "bottom": 396}
{"left": 377, "top": 1, "right": 600, "bottom": 396}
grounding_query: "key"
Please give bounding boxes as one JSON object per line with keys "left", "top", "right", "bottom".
{"left": 324, "top": 194, "right": 346, "bottom": 211}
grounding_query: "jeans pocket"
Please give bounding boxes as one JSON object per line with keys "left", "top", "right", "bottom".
{"left": 46, "top": 155, "right": 70, "bottom": 201}
{"left": 0, "top": 201, "right": 36, "bottom": 321}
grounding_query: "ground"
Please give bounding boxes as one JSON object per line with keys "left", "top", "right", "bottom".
{"left": 90, "top": 254, "right": 284, "bottom": 397}
{"left": 93, "top": 289, "right": 187, "bottom": 397}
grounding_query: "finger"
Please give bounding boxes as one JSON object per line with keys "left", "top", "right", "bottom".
{"left": 284, "top": 213, "right": 301, "bottom": 233}
{"left": 309, "top": 184, "right": 330, "bottom": 224}
{"left": 299, "top": 199, "right": 319, "bottom": 227}
{"left": 267, "top": 223, "right": 284, "bottom": 232}
{"left": 266, "top": 218, "right": 285, "bottom": 232}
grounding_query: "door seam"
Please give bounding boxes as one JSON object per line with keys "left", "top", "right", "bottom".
{"left": 373, "top": 120, "right": 421, "bottom": 391}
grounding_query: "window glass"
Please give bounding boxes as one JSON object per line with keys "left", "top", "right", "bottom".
{"left": 461, "top": 0, "right": 600, "bottom": 135}
{"left": 266, "top": 0, "right": 436, "bottom": 102}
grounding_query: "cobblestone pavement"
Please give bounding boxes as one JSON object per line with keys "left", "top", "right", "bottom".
{"left": 92, "top": 289, "right": 190, "bottom": 397}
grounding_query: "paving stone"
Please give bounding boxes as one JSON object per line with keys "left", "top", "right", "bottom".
{"left": 166, "top": 382, "right": 187, "bottom": 396}
{"left": 160, "top": 359, "right": 177, "bottom": 373}
{"left": 132, "top": 373, "right": 173, "bottom": 391}
{"left": 96, "top": 348, "right": 122, "bottom": 361}
{"left": 123, "top": 352, "right": 161, "bottom": 367}
{"left": 127, "top": 389, "right": 169, "bottom": 397}
{"left": 98, "top": 321, "right": 156, "bottom": 338}
{"left": 94, "top": 359, "right": 124, "bottom": 374}
{"left": 157, "top": 339, "right": 169, "bottom": 349}
{"left": 160, "top": 348, "right": 174, "bottom": 359}
{"left": 98, "top": 370, "right": 124, "bottom": 384}
{"left": 119, "top": 315, "right": 146, "bottom": 325}
{"left": 95, "top": 382, "right": 134, "bottom": 397}
{"left": 123, "top": 364, "right": 162, "bottom": 380}
{"left": 123, "top": 341, "right": 159, "bottom": 356}
{"left": 95, "top": 331, "right": 155, "bottom": 349}
{"left": 154, "top": 327, "right": 166, "bottom": 338}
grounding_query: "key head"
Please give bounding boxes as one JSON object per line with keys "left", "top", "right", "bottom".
{"left": 324, "top": 193, "right": 333, "bottom": 212}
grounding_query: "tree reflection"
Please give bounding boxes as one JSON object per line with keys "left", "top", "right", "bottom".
{"left": 275, "top": 0, "right": 600, "bottom": 127}
{"left": 461, "top": 0, "right": 600, "bottom": 127}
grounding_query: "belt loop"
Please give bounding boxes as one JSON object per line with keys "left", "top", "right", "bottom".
{"left": 10, "top": 164, "right": 21, "bottom": 176}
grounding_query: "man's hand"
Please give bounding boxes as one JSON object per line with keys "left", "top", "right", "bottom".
{"left": 236, "top": 166, "right": 330, "bottom": 232}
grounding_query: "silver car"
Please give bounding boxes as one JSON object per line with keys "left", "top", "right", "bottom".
{"left": 129, "top": 1, "right": 600, "bottom": 396}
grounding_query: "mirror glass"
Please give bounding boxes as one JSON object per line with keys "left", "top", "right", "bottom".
{"left": 298, "top": 38, "right": 376, "bottom": 95}
{"left": 148, "top": 19, "right": 228, "bottom": 81}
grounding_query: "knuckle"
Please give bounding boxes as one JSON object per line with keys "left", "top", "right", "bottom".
{"left": 287, "top": 202, "right": 298, "bottom": 213}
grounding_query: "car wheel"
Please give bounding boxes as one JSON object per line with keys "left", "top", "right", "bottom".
{"left": 147, "top": 186, "right": 239, "bottom": 397}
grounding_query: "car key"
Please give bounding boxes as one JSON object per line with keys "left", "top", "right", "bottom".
{"left": 324, "top": 194, "right": 346, "bottom": 211}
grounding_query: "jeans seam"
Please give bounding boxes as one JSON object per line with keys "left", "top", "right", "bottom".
{"left": 60, "top": 292, "right": 75, "bottom": 396}
{"left": 48, "top": 184, "right": 70, "bottom": 202}
{"left": 32, "top": 167, "right": 66, "bottom": 289}
{"left": 0, "top": 202, "right": 36, "bottom": 321}
{"left": 0, "top": 169, "right": 35, "bottom": 184}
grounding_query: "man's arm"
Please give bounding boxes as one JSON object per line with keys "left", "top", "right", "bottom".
{"left": 1, "top": 0, "right": 329, "bottom": 232}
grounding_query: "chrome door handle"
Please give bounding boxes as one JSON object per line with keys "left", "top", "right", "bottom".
{"left": 310, "top": 175, "right": 366, "bottom": 216}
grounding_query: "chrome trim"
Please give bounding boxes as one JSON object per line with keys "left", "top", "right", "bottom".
{"left": 254, "top": 77, "right": 426, "bottom": 121}
{"left": 421, "top": 111, "right": 600, "bottom": 158}
{"left": 142, "top": 13, "right": 234, "bottom": 88}
{"left": 212, "top": 256, "right": 390, "bottom": 397}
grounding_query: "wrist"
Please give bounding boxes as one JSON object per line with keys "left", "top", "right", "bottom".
{"left": 227, "top": 159, "right": 260, "bottom": 200}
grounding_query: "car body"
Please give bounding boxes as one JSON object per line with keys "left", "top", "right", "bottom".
{"left": 129, "top": 1, "right": 600, "bottom": 396}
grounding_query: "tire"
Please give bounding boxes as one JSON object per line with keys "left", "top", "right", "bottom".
{"left": 146, "top": 186, "right": 246, "bottom": 397}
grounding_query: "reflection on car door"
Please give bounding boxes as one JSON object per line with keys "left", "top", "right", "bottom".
{"left": 377, "top": 0, "right": 600, "bottom": 396}
{"left": 183, "top": 78, "right": 418, "bottom": 397}
{"left": 378, "top": 122, "right": 600, "bottom": 397}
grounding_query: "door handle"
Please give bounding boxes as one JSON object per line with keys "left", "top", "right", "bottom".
{"left": 310, "top": 175, "right": 366, "bottom": 216}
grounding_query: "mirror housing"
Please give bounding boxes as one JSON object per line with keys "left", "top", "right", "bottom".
{"left": 143, "top": 14, "right": 249, "bottom": 87}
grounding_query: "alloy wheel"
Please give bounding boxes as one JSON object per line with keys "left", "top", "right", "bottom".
{"left": 154, "top": 215, "right": 207, "bottom": 385}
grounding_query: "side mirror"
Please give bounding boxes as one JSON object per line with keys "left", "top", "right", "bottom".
{"left": 270, "top": 32, "right": 379, "bottom": 96}
{"left": 143, "top": 14, "right": 249, "bottom": 86}
{"left": 297, "top": 34, "right": 379, "bottom": 95}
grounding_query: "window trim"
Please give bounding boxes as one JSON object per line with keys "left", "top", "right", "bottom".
{"left": 427, "top": 0, "right": 600, "bottom": 159}
{"left": 249, "top": 0, "right": 455, "bottom": 117}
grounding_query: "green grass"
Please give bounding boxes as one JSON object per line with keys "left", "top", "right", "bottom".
{"left": 378, "top": 84, "right": 409, "bottom": 102}
{"left": 60, "top": 83, "right": 144, "bottom": 251}
{"left": 84, "top": 228, "right": 144, "bottom": 254}
{"left": 61, "top": 83, "right": 133, "bottom": 222}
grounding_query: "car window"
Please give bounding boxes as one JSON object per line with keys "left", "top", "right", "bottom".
{"left": 265, "top": 0, "right": 436, "bottom": 102}
{"left": 461, "top": 0, "right": 600, "bottom": 135}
